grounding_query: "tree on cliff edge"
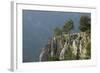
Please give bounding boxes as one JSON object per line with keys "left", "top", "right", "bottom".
{"left": 80, "top": 15, "right": 91, "bottom": 32}
{"left": 62, "top": 19, "right": 74, "bottom": 34}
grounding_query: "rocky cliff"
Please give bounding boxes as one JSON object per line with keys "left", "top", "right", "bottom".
{"left": 39, "top": 32, "right": 91, "bottom": 61}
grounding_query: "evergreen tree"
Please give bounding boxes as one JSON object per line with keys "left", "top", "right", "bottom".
{"left": 80, "top": 15, "right": 91, "bottom": 32}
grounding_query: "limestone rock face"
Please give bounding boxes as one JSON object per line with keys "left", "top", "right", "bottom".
{"left": 59, "top": 41, "right": 68, "bottom": 60}
{"left": 39, "top": 32, "right": 91, "bottom": 61}
{"left": 72, "top": 40, "right": 78, "bottom": 56}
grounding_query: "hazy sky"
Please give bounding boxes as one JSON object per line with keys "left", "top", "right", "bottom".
{"left": 23, "top": 10, "right": 91, "bottom": 62}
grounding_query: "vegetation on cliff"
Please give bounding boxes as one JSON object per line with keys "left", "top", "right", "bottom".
{"left": 39, "top": 15, "right": 91, "bottom": 61}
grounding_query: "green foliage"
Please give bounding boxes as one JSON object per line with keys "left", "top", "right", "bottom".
{"left": 54, "top": 27, "right": 62, "bottom": 36}
{"left": 53, "top": 19, "right": 74, "bottom": 36}
{"left": 64, "top": 46, "right": 75, "bottom": 60}
{"left": 63, "top": 19, "right": 74, "bottom": 33}
{"left": 86, "top": 42, "right": 91, "bottom": 59}
{"left": 48, "top": 56, "right": 59, "bottom": 61}
{"left": 80, "top": 15, "right": 91, "bottom": 32}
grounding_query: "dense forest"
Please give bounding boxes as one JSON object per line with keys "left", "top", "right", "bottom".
{"left": 39, "top": 15, "right": 91, "bottom": 61}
